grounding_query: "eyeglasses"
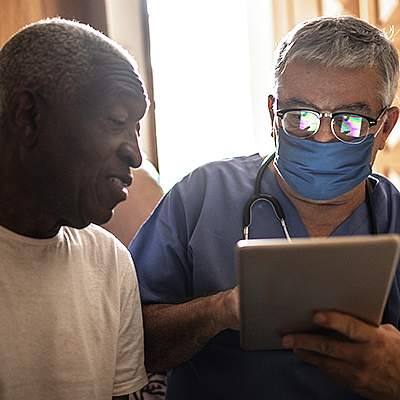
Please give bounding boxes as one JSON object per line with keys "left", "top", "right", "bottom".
{"left": 276, "top": 107, "right": 387, "bottom": 144}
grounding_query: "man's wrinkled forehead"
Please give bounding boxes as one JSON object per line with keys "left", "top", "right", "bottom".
{"left": 273, "top": 59, "right": 381, "bottom": 113}
{"left": 75, "top": 63, "right": 147, "bottom": 110}
{"left": 94, "top": 61, "right": 145, "bottom": 95}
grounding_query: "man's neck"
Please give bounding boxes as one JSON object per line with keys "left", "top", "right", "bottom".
{"left": 0, "top": 182, "right": 62, "bottom": 239}
{"left": 0, "top": 140, "right": 63, "bottom": 238}
{"left": 271, "top": 164, "right": 366, "bottom": 237}
{"left": 0, "top": 207, "right": 62, "bottom": 239}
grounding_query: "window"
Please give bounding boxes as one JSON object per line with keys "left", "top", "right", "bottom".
{"left": 147, "top": 0, "right": 275, "bottom": 190}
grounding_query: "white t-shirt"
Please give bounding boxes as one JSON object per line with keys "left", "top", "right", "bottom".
{"left": 0, "top": 224, "right": 147, "bottom": 399}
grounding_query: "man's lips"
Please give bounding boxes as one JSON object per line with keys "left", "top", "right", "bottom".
{"left": 108, "top": 174, "right": 133, "bottom": 194}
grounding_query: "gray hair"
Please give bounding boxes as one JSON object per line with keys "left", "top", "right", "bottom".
{"left": 273, "top": 16, "right": 399, "bottom": 107}
{"left": 0, "top": 18, "right": 147, "bottom": 121}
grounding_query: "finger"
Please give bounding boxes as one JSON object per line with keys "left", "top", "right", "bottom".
{"left": 282, "top": 333, "right": 362, "bottom": 362}
{"left": 313, "top": 311, "right": 376, "bottom": 342}
{"left": 294, "top": 349, "right": 363, "bottom": 388}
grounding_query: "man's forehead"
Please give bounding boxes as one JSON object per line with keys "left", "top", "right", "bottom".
{"left": 276, "top": 60, "right": 381, "bottom": 112}
{"left": 90, "top": 67, "right": 144, "bottom": 94}
{"left": 76, "top": 67, "right": 146, "bottom": 109}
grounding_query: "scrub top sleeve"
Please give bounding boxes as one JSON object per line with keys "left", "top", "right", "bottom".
{"left": 129, "top": 187, "right": 193, "bottom": 305}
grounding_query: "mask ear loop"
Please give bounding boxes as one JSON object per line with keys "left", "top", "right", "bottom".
{"left": 372, "top": 107, "right": 388, "bottom": 138}
{"left": 373, "top": 118, "right": 386, "bottom": 138}
{"left": 272, "top": 119, "right": 280, "bottom": 148}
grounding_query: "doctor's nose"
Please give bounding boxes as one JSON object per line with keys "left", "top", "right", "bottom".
{"left": 313, "top": 117, "right": 336, "bottom": 143}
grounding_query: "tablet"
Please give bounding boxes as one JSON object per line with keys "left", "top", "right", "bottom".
{"left": 237, "top": 235, "right": 400, "bottom": 350}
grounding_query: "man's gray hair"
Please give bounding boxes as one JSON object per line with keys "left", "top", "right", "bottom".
{"left": 273, "top": 16, "right": 399, "bottom": 107}
{"left": 0, "top": 18, "right": 147, "bottom": 120}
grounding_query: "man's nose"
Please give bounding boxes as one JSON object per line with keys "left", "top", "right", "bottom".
{"left": 117, "top": 141, "right": 142, "bottom": 168}
{"left": 313, "top": 116, "right": 336, "bottom": 143}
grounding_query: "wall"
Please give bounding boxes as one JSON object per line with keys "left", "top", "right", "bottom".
{"left": 0, "top": 0, "right": 107, "bottom": 46}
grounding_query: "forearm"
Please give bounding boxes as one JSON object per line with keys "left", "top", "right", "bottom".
{"left": 143, "top": 287, "right": 238, "bottom": 372}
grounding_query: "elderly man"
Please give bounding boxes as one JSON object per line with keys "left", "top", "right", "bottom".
{"left": 0, "top": 19, "right": 148, "bottom": 399}
{"left": 130, "top": 16, "right": 400, "bottom": 399}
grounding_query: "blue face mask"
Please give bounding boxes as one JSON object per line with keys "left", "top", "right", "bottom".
{"left": 274, "top": 129, "right": 374, "bottom": 200}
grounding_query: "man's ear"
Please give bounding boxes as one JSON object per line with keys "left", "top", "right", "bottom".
{"left": 9, "top": 90, "right": 41, "bottom": 147}
{"left": 376, "top": 106, "right": 399, "bottom": 150}
{"left": 268, "top": 94, "right": 278, "bottom": 147}
{"left": 267, "top": 95, "right": 275, "bottom": 138}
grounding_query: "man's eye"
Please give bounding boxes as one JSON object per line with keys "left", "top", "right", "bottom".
{"left": 107, "top": 118, "right": 129, "bottom": 134}
{"left": 109, "top": 118, "right": 126, "bottom": 127}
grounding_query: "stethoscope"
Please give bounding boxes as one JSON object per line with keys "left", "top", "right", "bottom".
{"left": 242, "top": 153, "right": 378, "bottom": 240}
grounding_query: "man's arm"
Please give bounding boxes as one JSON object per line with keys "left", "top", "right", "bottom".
{"left": 143, "top": 286, "right": 239, "bottom": 372}
{"left": 282, "top": 311, "right": 400, "bottom": 400}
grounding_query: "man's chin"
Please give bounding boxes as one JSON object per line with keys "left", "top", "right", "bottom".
{"left": 67, "top": 207, "right": 114, "bottom": 229}
{"left": 88, "top": 208, "right": 114, "bottom": 226}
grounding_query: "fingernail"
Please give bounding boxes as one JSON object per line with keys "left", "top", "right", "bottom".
{"left": 282, "top": 336, "right": 294, "bottom": 348}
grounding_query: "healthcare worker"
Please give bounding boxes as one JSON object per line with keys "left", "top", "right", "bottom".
{"left": 130, "top": 16, "right": 400, "bottom": 400}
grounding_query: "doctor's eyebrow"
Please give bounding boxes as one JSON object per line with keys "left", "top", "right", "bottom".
{"left": 279, "top": 98, "right": 372, "bottom": 114}
{"left": 277, "top": 98, "right": 316, "bottom": 109}
{"left": 333, "top": 102, "right": 372, "bottom": 114}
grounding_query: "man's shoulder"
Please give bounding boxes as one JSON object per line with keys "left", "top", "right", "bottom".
{"left": 177, "top": 153, "right": 263, "bottom": 190}
{"left": 163, "top": 153, "right": 263, "bottom": 208}
{"left": 371, "top": 173, "right": 400, "bottom": 197}
{"left": 83, "top": 223, "right": 120, "bottom": 240}
{"left": 64, "top": 226, "right": 135, "bottom": 282}
{"left": 193, "top": 153, "right": 263, "bottom": 175}
{"left": 64, "top": 224, "right": 129, "bottom": 256}
{"left": 371, "top": 173, "right": 400, "bottom": 233}
{"left": 66, "top": 223, "right": 117, "bottom": 240}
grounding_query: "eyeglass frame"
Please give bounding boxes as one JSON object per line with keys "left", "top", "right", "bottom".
{"left": 275, "top": 107, "right": 387, "bottom": 145}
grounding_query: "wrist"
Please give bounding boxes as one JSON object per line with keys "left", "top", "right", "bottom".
{"left": 213, "top": 287, "right": 240, "bottom": 332}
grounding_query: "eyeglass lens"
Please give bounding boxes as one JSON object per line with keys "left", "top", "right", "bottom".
{"left": 282, "top": 110, "right": 370, "bottom": 143}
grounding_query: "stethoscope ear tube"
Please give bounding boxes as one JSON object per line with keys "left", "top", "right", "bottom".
{"left": 243, "top": 194, "right": 286, "bottom": 227}
{"left": 243, "top": 153, "right": 291, "bottom": 240}
{"left": 243, "top": 194, "right": 288, "bottom": 240}
{"left": 366, "top": 177, "right": 378, "bottom": 235}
